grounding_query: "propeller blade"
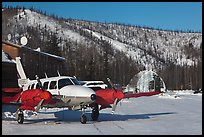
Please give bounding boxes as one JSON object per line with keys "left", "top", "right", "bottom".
{"left": 112, "top": 98, "right": 119, "bottom": 114}
{"left": 107, "top": 78, "right": 117, "bottom": 92}
{"left": 35, "top": 99, "right": 44, "bottom": 112}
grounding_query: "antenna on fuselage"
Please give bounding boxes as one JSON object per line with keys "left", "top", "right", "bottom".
{"left": 36, "top": 75, "right": 44, "bottom": 91}
{"left": 44, "top": 73, "right": 48, "bottom": 78}
{"left": 57, "top": 70, "right": 61, "bottom": 76}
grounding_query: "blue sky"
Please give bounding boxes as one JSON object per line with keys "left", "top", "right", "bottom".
{"left": 2, "top": 2, "right": 202, "bottom": 32}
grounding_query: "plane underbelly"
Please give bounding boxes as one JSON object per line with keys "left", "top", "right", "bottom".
{"left": 62, "top": 96, "right": 93, "bottom": 106}
{"left": 48, "top": 96, "right": 93, "bottom": 109}
{"left": 45, "top": 85, "right": 95, "bottom": 109}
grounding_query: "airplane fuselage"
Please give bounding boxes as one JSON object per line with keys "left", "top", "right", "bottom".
{"left": 22, "top": 76, "right": 96, "bottom": 110}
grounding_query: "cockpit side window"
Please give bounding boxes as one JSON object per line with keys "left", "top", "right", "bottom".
{"left": 58, "top": 78, "right": 74, "bottom": 89}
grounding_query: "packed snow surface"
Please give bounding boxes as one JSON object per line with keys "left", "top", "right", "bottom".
{"left": 2, "top": 90, "right": 202, "bottom": 135}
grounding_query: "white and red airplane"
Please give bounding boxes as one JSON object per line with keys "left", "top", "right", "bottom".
{"left": 2, "top": 57, "right": 161, "bottom": 124}
{"left": 2, "top": 57, "right": 96, "bottom": 124}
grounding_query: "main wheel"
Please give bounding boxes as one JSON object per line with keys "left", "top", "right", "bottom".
{"left": 91, "top": 103, "right": 99, "bottom": 121}
{"left": 80, "top": 114, "right": 87, "bottom": 124}
{"left": 17, "top": 113, "right": 24, "bottom": 124}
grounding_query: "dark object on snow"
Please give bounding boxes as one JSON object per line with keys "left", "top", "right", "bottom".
{"left": 193, "top": 88, "right": 202, "bottom": 94}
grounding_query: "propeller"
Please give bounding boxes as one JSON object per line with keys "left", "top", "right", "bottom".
{"left": 107, "top": 78, "right": 119, "bottom": 114}
{"left": 107, "top": 78, "right": 117, "bottom": 92}
{"left": 35, "top": 99, "right": 44, "bottom": 112}
{"left": 111, "top": 98, "right": 119, "bottom": 114}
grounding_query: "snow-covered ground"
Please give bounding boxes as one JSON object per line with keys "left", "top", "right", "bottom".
{"left": 2, "top": 90, "right": 202, "bottom": 135}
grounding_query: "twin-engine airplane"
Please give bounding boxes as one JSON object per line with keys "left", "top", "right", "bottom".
{"left": 2, "top": 57, "right": 96, "bottom": 124}
{"left": 3, "top": 57, "right": 161, "bottom": 124}
{"left": 89, "top": 78, "right": 161, "bottom": 121}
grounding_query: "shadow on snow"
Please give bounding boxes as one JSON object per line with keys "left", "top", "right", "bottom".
{"left": 54, "top": 109, "right": 176, "bottom": 122}
{"left": 2, "top": 107, "right": 176, "bottom": 124}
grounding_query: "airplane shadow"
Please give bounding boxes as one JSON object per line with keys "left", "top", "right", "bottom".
{"left": 54, "top": 110, "right": 176, "bottom": 123}
{"left": 98, "top": 112, "right": 176, "bottom": 122}
{"left": 3, "top": 108, "right": 176, "bottom": 124}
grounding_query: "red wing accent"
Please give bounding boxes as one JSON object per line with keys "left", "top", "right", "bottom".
{"left": 95, "top": 89, "right": 115, "bottom": 105}
{"left": 2, "top": 92, "right": 22, "bottom": 104}
{"left": 20, "top": 89, "right": 53, "bottom": 108}
{"left": 95, "top": 89, "right": 124, "bottom": 106}
{"left": 2, "top": 88, "right": 22, "bottom": 93}
{"left": 19, "top": 105, "right": 35, "bottom": 111}
{"left": 123, "top": 91, "right": 161, "bottom": 98}
{"left": 2, "top": 88, "right": 54, "bottom": 110}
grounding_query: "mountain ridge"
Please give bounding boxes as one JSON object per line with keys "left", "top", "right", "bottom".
{"left": 2, "top": 7, "right": 202, "bottom": 89}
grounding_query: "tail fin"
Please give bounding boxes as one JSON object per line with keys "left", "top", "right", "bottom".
{"left": 15, "top": 57, "right": 29, "bottom": 87}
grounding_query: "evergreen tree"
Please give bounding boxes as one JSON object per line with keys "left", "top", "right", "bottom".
{"left": 45, "top": 34, "right": 61, "bottom": 56}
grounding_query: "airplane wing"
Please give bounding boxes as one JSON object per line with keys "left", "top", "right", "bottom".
{"left": 2, "top": 88, "right": 22, "bottom": 93}
{"left": 2, "top": 92, "right": 22, "bottom": 104}
{"left": 123, "top": 91, "right": 161, "bottom": 99}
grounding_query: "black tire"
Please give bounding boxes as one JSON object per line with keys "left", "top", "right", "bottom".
{"left": 17, "top": 113, "right": 24, "bottom": 124}
{"left": 91, "top": 104, "right": 99, "bottom": 121}
{"left": 91, "top": 108, "right": 99, "bottom": 121}
{"left": 80, "top": 114, "right": 87, "bottom": 124}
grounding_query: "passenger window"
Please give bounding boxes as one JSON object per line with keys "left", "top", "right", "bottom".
{"left": 31, "top": 83, "right": 35, "bottom": 89}
{"left": 50, "top": 81, "right": 57, "bottom": 89}
{"left": 35, "top": 83, "right": 40, "bottom": 89}
{"left": 28, "top": 85, "right": 31, "bottom": 89}
{"left": 43, "top": 82, "right": 49, "bottom": 90}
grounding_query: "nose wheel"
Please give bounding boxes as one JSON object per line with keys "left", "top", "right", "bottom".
{"left": 80, "top": 114, "right": 87, "bottom": 124}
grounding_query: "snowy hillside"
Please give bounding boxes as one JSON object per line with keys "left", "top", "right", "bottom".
{"left": 3, "top": 9, "right": 202, "bottom": 68}
{"left": 2, "top": 8, "right": 202, "bottom": 89}
{"left": 66, "top": 19, "right": 202, "bottom": 68}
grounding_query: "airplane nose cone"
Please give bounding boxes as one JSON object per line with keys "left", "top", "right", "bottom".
{"left": 90, "top": 94, "right": 96, "bottom": 101}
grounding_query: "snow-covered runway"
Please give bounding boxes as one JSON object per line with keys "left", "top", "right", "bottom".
{"left": 2, "top": 91, "right": 202, "bottom": 135}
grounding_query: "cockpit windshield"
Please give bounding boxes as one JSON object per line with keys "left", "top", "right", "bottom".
{"left": 71, "top": 78, "right": 80, "bottom": 85}
{"left": 58, "top": 78, "right": 80, "bottom": 89}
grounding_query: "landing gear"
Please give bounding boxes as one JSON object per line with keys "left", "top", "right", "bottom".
{"left": 16, "top": 109, "right": 24, "bottom": 124}
{"left": 80, "top": 114, "right": 87, "bottom": 124}
{"left": 80, "top": 106, "right": 87, "bottom": 124}
{"left": 91, "top": 103, "right": 99, "bottom": 121}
